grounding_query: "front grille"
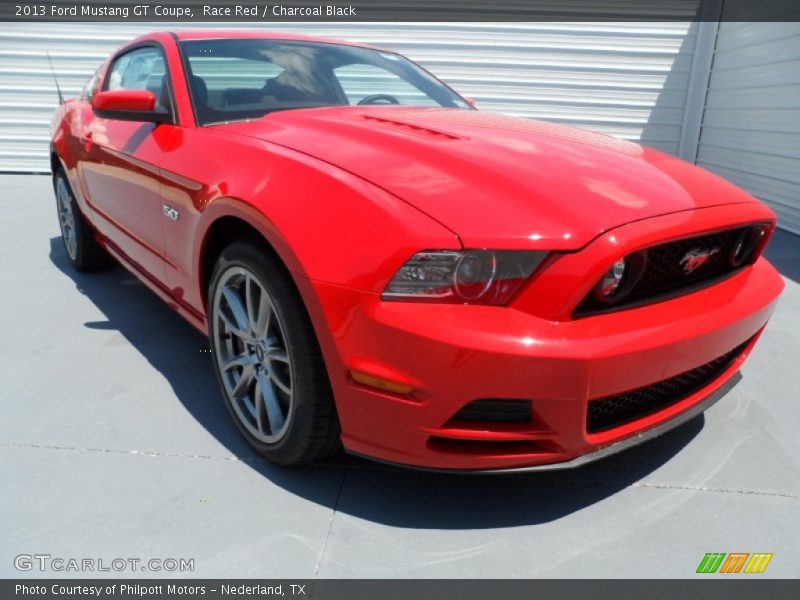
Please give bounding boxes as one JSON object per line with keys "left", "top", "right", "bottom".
{"left": 576, "top": 225, "right": 765, "bottom": 316}
{"left": 586, "top": 339, "right": 750, "bottom": 434}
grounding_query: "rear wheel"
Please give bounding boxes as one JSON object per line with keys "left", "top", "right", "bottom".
{"left": 208, "top": 241, "right": 340, "bottom": 465}
{"left": 53, "top": 169, "right": 112, "bottom": 271}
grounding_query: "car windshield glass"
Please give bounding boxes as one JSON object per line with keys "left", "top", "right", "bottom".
{"left": 179, "top": 38, "right": 470, "bottom": 125}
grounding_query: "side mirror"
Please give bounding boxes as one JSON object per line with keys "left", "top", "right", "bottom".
{"left": 92, "top": 90, "right": 171, "bottom": 123}
{"left": 464, "top": 97, "right": 477, "bottom": 108}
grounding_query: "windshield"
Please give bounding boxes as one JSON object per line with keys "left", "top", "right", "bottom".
{"left": 179, "top": 38, "right": 471, "bottom": 126}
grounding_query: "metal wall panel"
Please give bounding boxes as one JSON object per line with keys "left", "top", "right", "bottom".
{"left": 0, "top": 21, "right": 697, "bottom": 173}
{"left": 697, "top": 20, "right": 800, "bottom": 234}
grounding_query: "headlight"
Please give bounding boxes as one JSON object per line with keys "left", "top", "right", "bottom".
{"left": 382, "top": 249, "right": 547, "bottom": 305}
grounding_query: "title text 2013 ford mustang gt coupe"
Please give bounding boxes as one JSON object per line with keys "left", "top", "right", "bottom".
{"left": 50, "top": 30, "right": 784, "bottom": 471}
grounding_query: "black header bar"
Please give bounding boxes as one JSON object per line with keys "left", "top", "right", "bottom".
{"left": 3, "top": 0, "right": 800, "bottom": 22}
{"left": 4, "top": 579, "right": 800, "bottom": 600}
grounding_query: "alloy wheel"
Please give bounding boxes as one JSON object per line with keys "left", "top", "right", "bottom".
{"left": 56, "top": 177, "right": 78, "bottom": 260}
{"left": 211, "top": 267, "right": 294, "bottom": 443}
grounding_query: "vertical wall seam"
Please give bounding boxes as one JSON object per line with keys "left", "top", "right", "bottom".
{"left": 677, "top": 0, "right": 723, "bottom": 163}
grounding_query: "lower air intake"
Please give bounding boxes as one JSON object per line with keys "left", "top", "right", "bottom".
{"left": 451, "top": 399, "right": 532, "bottom": 423}
{"left": 587, "top": 339, "right": 750, "bottom": 433}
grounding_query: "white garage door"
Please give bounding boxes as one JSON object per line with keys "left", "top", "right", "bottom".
{"left": 696, "top": 21, "right": 800, "bottom": 234}
{"left": 0, "top": 21, "right": 699, "bottom": 173}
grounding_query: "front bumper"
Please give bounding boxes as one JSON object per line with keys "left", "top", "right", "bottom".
{"left": 350, "top": 372, "right": 742, "bottom": 473}
{"left": 307, "top": 206, "right": 784, "bottom": 471}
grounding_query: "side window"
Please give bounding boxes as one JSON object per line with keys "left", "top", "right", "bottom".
{"left": 105, "top": 47, "right": 171, "bottom": 111}
{"left": 333, "top": 63, "right": 439, "bottom": 106}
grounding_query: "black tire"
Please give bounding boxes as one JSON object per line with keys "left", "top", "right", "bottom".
{"left": 207, "top": 240, "right": 340, "bottom": 465}
{"left": 53, "top": 169, "right": 113, "bottom": 271}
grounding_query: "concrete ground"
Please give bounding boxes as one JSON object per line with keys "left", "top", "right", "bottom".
{"left": 0, "top": 174, "right": 798, "bottom": 579}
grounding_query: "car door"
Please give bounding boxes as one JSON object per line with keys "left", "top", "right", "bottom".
{"left": 78, "top": 44, "right": 175, "bottom": 283}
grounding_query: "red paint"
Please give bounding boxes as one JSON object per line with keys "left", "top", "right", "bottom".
{"left": 51, "top": 30, "right": 784, "bottom": 470}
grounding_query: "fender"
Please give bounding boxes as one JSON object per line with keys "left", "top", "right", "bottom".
{"left": 192, "top": 196, "right": 355, "bottom": 397}
{"left": 195, "top": 196, "right": 309, "bottom": 285}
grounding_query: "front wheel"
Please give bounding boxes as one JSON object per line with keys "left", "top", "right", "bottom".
{"left": 207, "top": 241, "right": 340, "bottom": 465}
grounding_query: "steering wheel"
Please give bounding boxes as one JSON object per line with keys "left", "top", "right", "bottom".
{"left": 357, "top": 94, "right": 400, "bottom": 106}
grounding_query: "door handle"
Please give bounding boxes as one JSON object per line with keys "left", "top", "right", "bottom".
{"left": 80, "top": 131, "right": 93, "bottom": 151}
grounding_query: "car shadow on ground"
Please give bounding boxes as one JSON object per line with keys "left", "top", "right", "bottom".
{"left": 50, "top": 236, "right": 705, "bottom": 529}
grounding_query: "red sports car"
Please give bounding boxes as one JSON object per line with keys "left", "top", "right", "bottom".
{"left": 51, "top": 30, "right": 784, "bottom": 471}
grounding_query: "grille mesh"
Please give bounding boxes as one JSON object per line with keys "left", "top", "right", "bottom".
{"left": 577, "top": 226, "right": 753, "bottom": 316}
{"left": 586, "top": 340, "right": 749, "bottom": 434}
{"left": 628, "top": 228, "right": 743, "bottom": 300}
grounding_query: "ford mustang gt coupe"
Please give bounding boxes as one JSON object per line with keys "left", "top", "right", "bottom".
{"left": 50, "top": 30, "right": 784, "bottom": 471}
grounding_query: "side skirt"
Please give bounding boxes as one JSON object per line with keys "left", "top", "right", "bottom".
{"left": 96, "top": 232, "right": 208, "bottom": 335}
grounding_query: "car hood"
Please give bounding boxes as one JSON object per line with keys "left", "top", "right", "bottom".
{"left": 219, "top": 106, "right": 757, "bottom": 249}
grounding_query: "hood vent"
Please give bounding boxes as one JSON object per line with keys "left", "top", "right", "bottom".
{"left": 361, "top": 114, "right": 461, "bottom": 141}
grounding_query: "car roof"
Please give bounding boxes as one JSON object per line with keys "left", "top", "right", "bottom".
{"left": 128, "top": 29, "right": 384, "bottom": 52}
